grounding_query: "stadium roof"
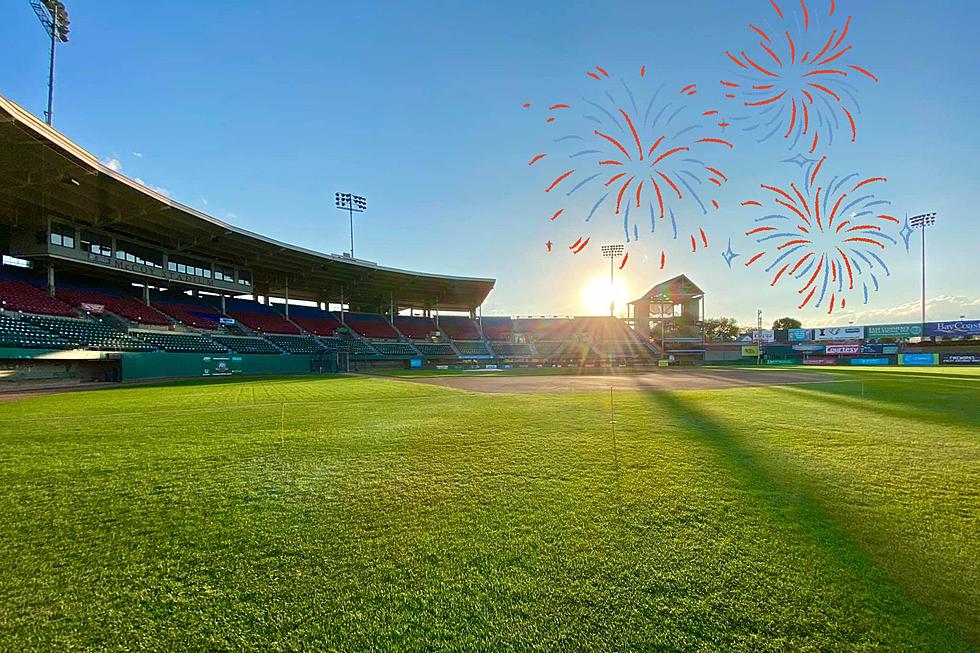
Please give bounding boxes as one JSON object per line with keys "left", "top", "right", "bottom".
{"left": 0, "top": 95, "right": 495, "bottom": 311}
{"left": 629, "top": 275, "right": 704, "bottom": 304}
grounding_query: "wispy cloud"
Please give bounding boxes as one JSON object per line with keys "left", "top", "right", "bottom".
{"left": 132, "top": 152, "right": 143, "bottom": 158}
{"left": 103, "top": 157, "right": 122, "bottom": 172}
{"left": 809, "top": 295, "right": 980, "bottom": 327}
{"left": 133, "top": 177, "right": 170, "bottom": 197}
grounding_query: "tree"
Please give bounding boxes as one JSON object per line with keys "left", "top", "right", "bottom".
{"left": 772, "top": 316, "right": 802, "bottom": 330}
{"left": 704, "top": 317, "right": 740, "bottom": 342}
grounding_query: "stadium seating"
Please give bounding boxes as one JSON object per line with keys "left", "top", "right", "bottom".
{"left": 0, "top": 315, "right": 70, "bottom": 350}
{"left": 21, "top": 314, "right": 154, "bottom": 351}
{"left": 438, "top": 316, "right": 481, "bottom": 340}
{"left": 211, "top": 334, "right": 282, "bottom": 354}
{"left": 287, "top": 306, "right": 343, "bottom": 336}
{"left": 152, "top": 294, "right": 223, "bottom": 329}
{"left": 265, "top": 334, "right": 326, "bottom": 354}
{"left": 370, "top": 341, "right": 418, "bottom": 357}
{"left": 481, "top": 316, "right": 514, "bottom": 341}
{"left": 454, "top": 340, "right": 491, "bottom": 357}
{"left": 225, "top": 299, "right": 300, "bottom": 334}
{"left": 319, "top": 337, "right": 378, "bottom": 356}
{"left": 57, "top": 286, "right": 171, "bottom": 326}
{"left": 131, "top": 330, "right": 228, "bottom": 353}
{"left": 489, "top": 342, "right": 533, "bottom": 358}
{"left": 413, "top": 342, "right": 456, "bottom": 358}
{"left": 344, "top": 313, "right": 399, "bottom": 339}
{"left": 393, "top": 316, "right": 436, "bottom": 339}
{"left": 0, "top": 278, "right": 77, "bottom": 317}
{"left": 533, "top": 340, "right": 595, "bottom": 360}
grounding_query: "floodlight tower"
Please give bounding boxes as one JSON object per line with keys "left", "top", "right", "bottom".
{"left": 909, "top": 212, "right": 937, "bottom": 326}
{"left": 335, "top": 192, "right": 367, "bottom": 258}
{"left": 600, "top": 244, "right": 625, "bottom": 317}
{"left": 30, "top": 0, "right": 71, "bottom": 126}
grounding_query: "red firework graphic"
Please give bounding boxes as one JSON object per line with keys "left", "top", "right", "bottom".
{"left": 721, "top": 0, "right": 877, "bottom": 152}
{"left": 741, "top": 157, "right": 900, "bottom": 314}
{"left": 527, "top": 66, "right": 732, "bottom": 269}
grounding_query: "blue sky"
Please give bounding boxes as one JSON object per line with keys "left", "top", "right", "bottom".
{"left": 2, "top": 0, "right": 977, "bottom": 325}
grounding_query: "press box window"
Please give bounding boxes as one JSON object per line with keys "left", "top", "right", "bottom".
{"left": 81, "top": 231, "right": 112, "bottom": 257}
{"left": 116, "top": 241, "right": 163, "bottom": 268}
{"left": 50, "top": 224, "right": 75, "bottom": 249}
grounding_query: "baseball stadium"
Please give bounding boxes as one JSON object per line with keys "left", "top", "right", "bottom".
{"left": 1, "top": 1, "right": 979, "bottom": 651}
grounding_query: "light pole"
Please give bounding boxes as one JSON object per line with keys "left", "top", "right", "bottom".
{"left": 600, "top": 244, "right": 624, "bottom": 317}
{"left": 335, "top": 193, "right": 366, "bottom": 258}
{"left": 910, "top": 212, "right": 937, "bottom": 326}
{"left": 30, "top": 0, "right": 71, "bottom": 127}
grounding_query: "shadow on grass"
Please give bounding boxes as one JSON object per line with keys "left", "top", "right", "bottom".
{"left": 641, "top": 389, "right": 968, "bottom": 646}
{"left": 769, "top": 376, "right": 980, "bottom": 430}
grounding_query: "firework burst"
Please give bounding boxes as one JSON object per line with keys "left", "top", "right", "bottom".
{"left": 741, "top": 156, "right": 900, "bottom": 313}
{"left": 527, "top": 66, "right": 732, "bottom": 269}
{"left": 720, "top": 0, "right": 877, "bottom": 153}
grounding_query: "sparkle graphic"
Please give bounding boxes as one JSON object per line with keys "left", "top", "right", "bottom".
{"left": 527, "top": 66, "right": 732, "bottom": 267}
{"left": 720, "top": 0, "right": 877, "bottom": 153}
{"left": 899, "top": 215, "right": 914, "bottom": 251}
{"left": 722, "top": 238, "right": 740, "bottom": 268}
{"left": 740, "top": 158, "right": 901, "bottom": 311}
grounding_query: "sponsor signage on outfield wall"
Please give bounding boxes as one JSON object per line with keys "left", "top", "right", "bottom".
{"left": 865, "top": 324, "right": 924, "bottom": 339}
{"left": 860, "top": 344, "right": 899, "bottom": 354}
{"left": 201, "top": 355, "right": 243, "bottom": 376}
{"left": 741, "top": 345, "right": 760, "bottom": 357}
{"left": 752, "top": 330, "right": 775, "bottom": 342}
{"left": 825, "top": 344, "right": 860, "bottom": 355}
{"left": 850, "top": 357, "right": 890, "bottom": 366}
{"left": 925, "top": 320, "right": 980, "bottom": 337}
{"left": 940, "top": 353, "right": 980, "bottom": 364}
{"left": 765, "top": 359, "right": 797, "bottom": 365}
{"left": 802, "top": 356, "right": 837, "bottom": 366}
{"left": 814, "top": 326, "right": 865, "bottom": 341}
{"left": 899, "top": 353, "right": 938, "bottom": 366}
{"left": 787, "top": 328, "right": 811, "bottom": 341}
{"left": 792, "top": 344, "right": 824, "bottom": 352}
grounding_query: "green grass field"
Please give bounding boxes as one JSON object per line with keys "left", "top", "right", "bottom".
{"left": 0, "top": 367, "right": 977, "bottom": 651}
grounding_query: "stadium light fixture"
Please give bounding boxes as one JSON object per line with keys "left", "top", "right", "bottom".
{"left": 600, "top": 244, "right": 624, "bottom": 317}
{"left": 909, "top": 212, "right": 937, "bottom": 326}
{"left": 335, "top": 192, "right": 367, "bottom": 259}
{"left": 30, "top": 0, "right": 71, "bottom": 126}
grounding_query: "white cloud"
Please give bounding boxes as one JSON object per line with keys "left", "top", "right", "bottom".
{"left": 104, "top": 157, "right": 122, "bottom": 172}
{"left": 201, "top": 198, "right": 209, "bottom": 206}
{"left": 132, "top": 152, "right": 143, "bottom": 158}
{"left": 809, "top": 295, "right": 980, "bottom": 327}
{"left": 133, "top": 177, "right": 170, "bottom": 197}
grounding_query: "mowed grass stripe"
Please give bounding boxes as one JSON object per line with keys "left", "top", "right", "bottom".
{"left": 0, "top": 369, "right": 976, "bottom": 650}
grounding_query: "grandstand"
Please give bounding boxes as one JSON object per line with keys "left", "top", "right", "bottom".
{"left": 0, "top": 93, "right": 973, "bottom": 386}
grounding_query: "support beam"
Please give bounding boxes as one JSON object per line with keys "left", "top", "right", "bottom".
{"left": 47, "top": 263, "right": 55, "bottom": 298}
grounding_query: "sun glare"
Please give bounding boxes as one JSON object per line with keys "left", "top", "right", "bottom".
{"left": 580, "top": 276, "right": 630, "bottom": 316}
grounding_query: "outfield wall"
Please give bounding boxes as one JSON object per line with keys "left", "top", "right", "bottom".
{"left": 120, "top": 352, "right": 332, "bottom": 380}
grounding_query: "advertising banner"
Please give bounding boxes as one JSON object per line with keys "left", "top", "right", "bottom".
{"left": 940, "top": 353, "right": 980, "bottom": 365}
{"left": 741, "top": 345, "right": 760, "bottom": 357}
{"left": 201, "top": 355, "right": 243, "bottom": 376}
{"left": 788, "top": 328, "right": 811, "bottom": 341}
{"left": 865, "top": 324, "right": 923, "bottom": 339}
{"left": 80, "top": 302, "right": 105, "bottom": 314}
{"left": 802, "top": 356, "right": 837, "bottom": 366}
{"left": 850, "top": 357, "right": 890, "bottom": 366}
{"left": 860, "top": 344, "right": 899, "bottom": 354}
{"left": 792, "top": 344, "right": 824, "bottom": 353}
{"left": 409, "top": 358, "right": 423, "bottom": 368}
{"left": 814, "top": 326, "right": 865, "bottom": 341}
{"left": 765, "top": 359, "right": 797, "bottom": 365}
{"left": 752, "top": 330, "right": 775, "bottom": 342}
{"left": 925, "top": 320, "right": 980, "bottom": 337}
{"left": 899, "top": 353, "right": 938, "bottom": 366}
{"left": 825, "top": 344, "right": 860, "bottom": 355}
{"left": 218, "top": 317, "right": 237, "bottom": 326}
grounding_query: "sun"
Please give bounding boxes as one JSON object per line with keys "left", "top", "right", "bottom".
{"left": 580, "top": 276, "right": 630, "bottom": 316}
